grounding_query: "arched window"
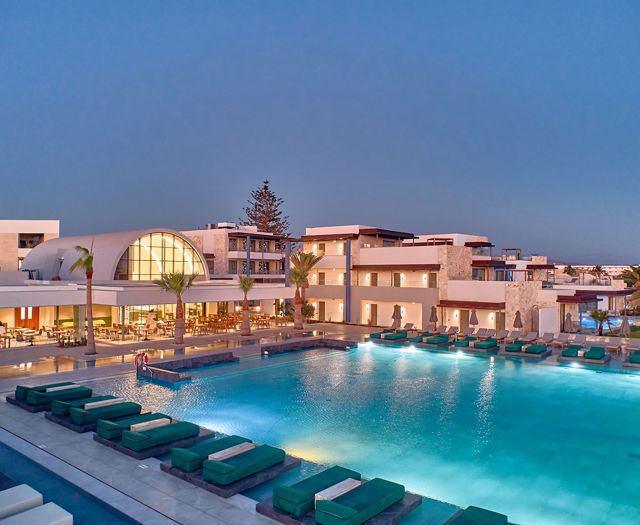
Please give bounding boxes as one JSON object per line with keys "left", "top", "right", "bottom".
{"left": 114, "top": 233, "right": 206, "bottom": 280}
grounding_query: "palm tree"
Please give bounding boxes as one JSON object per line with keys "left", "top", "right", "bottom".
{"left": 290, "top": 251, "right": 323, "bottom": 300}
{"left": 591, "top": 265, "right": 605, "bottom": 284}
{"left": 563, "top": 264, "right": 576, "bottom": 277}
{"left": 289, "top": 267, "right": 307, "bottom": 330}
{"left": 588, "top": 309, "right": 609, "bottom": 336}
{"left": 238, "top": 276, "right": 255, "bottom": 336}
{"left": 153, "top": 272, "right": 197, "bottom": 344}
{"left": 620, "top": 266, "right": 640, "bottom": 308}
{"left": 70, "top": 245, "right": 96, "bottom": 355}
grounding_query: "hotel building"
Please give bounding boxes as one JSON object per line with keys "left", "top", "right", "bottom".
{"left": 0, "top": 220, "right": 60, "bottom": 272}
{"left": 302, "top": 225, "right": 631, "bottom": 333}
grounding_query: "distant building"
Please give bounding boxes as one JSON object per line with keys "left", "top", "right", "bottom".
{"left": 0, "top": 220, "right": 59, "bottom": 271}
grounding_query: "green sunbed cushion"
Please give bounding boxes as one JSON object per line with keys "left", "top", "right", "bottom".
{"left": 524, "top": 344, "right": 547, "bottom": 354}
{"left": 202, "top": 444, "right": 285, "bottom": 486}
{"left": 449, "top": 505, "right": 508, "bottom": 525}
{"left": 585, "top": 347, "right": 606, "bottom": 360}
{"left": 455, "top": 340, "right": 470, "bottom": 347}
{"left": 474, "top": 340, "right": 498, "bottom": 350}
{"left": 51, "top": 395, "right": 116, "bottom": 417}
{"left": 69, "top": 401, "right": 141, "bottom": 425}
{"left": 629, "top": 351, "right": 640, "bottom": 364}
{"left": 121, "top": 421, "right": 200, "bottom": 452}
{"left": 369, "top": 330, "right": 393, "bottom": 339}
{"left": 407, "top": 335, "right": 424, "bottom": 343}
{"left": 96, "top": 412, "right": 172, "bottom": 440}
{"left": 505, "top": 344, "right": 522, "bottom": 353}
{"left": 384, "top": 331, "right": 407, "bottom": 340}
{"left": 26, "top": 386, "right": 92, "bottom": 407}
{"left": 561, "top": 348, "right": 579, "bottom": 358}
{"left": 315, "top": 478, "right": 405, "bottom": 525}
{"left": 426, "top": 335, "right": 449, "bottom": 344}
{"left": 15, "top": 382, "right": 74, "bottom": 401}
{"left": 171, "top": 435, "right": 251, "bottom": 472}
{"left": 566, "top": 344, "right": 584, "bottom": 351}
{"left": 273, "top": 465, "right": 361, "bottom": 518}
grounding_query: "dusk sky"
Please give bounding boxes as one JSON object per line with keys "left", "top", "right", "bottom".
{"left": 1, "top": 1, "right": 638, "bottom": 263}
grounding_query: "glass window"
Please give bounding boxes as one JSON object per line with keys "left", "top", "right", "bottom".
{"left": 114, "top": 232, "right": 206, "bottom": 280}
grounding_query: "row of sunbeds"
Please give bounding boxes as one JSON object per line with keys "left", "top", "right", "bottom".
{"left": 0, "top": 483, "right": 72, "bottom": 525}
{"left": 6, "top": 381, "right": 517, "bottom": 525}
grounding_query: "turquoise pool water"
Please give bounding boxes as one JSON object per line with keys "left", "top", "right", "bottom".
{"left": 84, "top": 344, "right": 640, "bottom": 525}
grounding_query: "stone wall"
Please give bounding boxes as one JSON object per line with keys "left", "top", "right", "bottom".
{"left": 0, "top": 234, "right": 18, "bottom": 272}
{"left": 438, "top": 246, "right": 473, "bottom": 300}
{"left": 505, "top": 281, "right": 543, "bottom": 332}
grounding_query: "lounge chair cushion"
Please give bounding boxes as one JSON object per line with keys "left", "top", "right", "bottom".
{"left": 474, "top": 340, "right": 497, "bottom": 350}
{"left": 315, "top": 478, "right": 405, "bottom": 525}
{"left": 629, "top": 351, "right": 640, "bottom": 364}
{"left": 96, "top": 412, "right": 172, "bottom": 440}
{"left": 121, "top": 421, "right": 200, "bottom": 452}
{"left": 69, "top": 401, "right": 141, "bottom": 425}
{"left": 585, "top": 347, "right": 606, "bottom": 360}
{"left": 561, "top": 348, "right": 579, "bottom": 358}
{"left": 407, "top": 335, "right": 424, "bottom": 343}
{"left": 15, "top": 382, "right": 74, "bottom": 401}
{"left": 449, "top": 505, "right": 508, "bottom": 525}
{"left": 426, "top": 335, "right": 449, "bottom": 344}
{"left": 51, "top": 395, "right": 116, "bottom": 417}
{"left": 0, "top": 484, "right": 43, "bottom": 519}
{"left": 0, "top": 502, "right": 73, "bottom": 525}
{"left": 384, "top": 331, "right": 407, "bottom": 341}
{"left": 171, "top": 435, "right": 251, "bottom": 472}
{"left": 25, "top": 386, "right": 92, "bottom": 407}
{"left": 524, "top": 344, "right": 547, "bottom": 355}
{"left": 505, "top": 344, "right": 522, "bottom": 353}
{"left": 566, "top": 344, "right": 584, "bottom": 351}
{"left": 202, "top": 444, "right": 285, "bottom": 486}
{"left": 273, "top": 465, "right": 361, "bottom": 518}
{"left": 455, "top": 340, "right": 470, "bottom": 347}
{"left": 369, "top": 330, "right": 393, "bottom": 339}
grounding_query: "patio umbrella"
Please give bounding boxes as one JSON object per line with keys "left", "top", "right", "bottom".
{"left": 513, "top": 310, "right": 523, "bottom": 329}
{"left": 620, "top": 315, "right": 631, "bottom": 337}
{"left": 469, "top": 309, "right": 479, "bottom": 327}
{"left": 565, "top": 312, "right": 573, "bottom": 333}
{"left": 429, "top": 305, "right": 438, "bottom": 330}
{"left": 391, "top": 304, "right": 402, "bottom": 330}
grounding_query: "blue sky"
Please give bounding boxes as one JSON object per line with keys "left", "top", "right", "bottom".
{"left": 1, "top": 1, "right": 638, "bottom": 262}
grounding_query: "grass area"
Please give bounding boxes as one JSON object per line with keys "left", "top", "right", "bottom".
{"left": 605, "top": 326, "right": 640, "bottom": 338}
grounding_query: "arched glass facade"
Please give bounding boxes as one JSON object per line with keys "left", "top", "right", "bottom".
{"left": 114, "top": 232, "right": 206, "bottom": 280}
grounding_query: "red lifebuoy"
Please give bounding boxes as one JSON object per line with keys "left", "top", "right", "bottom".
{"left": 135, "top": 351, "right": 148, "bottom": 367}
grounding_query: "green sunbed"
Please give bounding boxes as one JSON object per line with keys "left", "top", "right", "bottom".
{"left": 407, "top": 335, "right": 424, "bottom": 343}
{"left": 584, "top": 347, "right": 606, "bottom": 360}
{"left": 369, "top": 330, "right": 393, "bottom": 339}
{"left": 566, "top": 344, "right": 584, "bottom": 350}
{"left": 96, "top": 412, "right": 172, "bottom": 440}
{"left": 315, "top": 477, "right": 405, "bottom": 525}
{"left": 383, "top": 331, "right": 407, "bottom": 341}
{"left": 505, "top": 343, "right": 523, "bottom": 352}
{"left": 26, "top": 386, "right": 92, "bottom": 407}
{"left": 273, "top": 465, "right": 361, "bottom": 518}
{"left": 171, "top": 435, "right": 252, "bottom": 472}
{"left": 426, "top": 334, "right": 449, "bottom": 344}
{"left": 69, "top": 401, "right": 141, "bottom": 425}
{"left": 629, "top": 351, "right": 640, "bottom": 364}
{"left": 474, "top": 339, "right": 498, "bottom": 350}
{"left": 561, "top": 348, "right": 579, "bottom": 358}
{"left": 51, "top": 395, "right": 116, "bottom": 417}
{"left": 15, "top": 382, "right": 74, "bottom": 401}
{"left": 524, "top": 344, "right": 547, "bottom": 354}
{"left": 121, "top": 421, "right": 200, "bottom": 452}
{"left": 202, "top": 444, "right": 285, "bottom": 486}
{"left": 448, "top": 505, "right": 508, "bottom": 525}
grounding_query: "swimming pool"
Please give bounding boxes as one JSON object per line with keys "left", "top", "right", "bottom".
{"left": 84, "top": 345, "right": 640, "bottom": 525}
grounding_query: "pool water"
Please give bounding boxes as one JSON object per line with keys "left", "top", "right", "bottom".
{"left": 85, "top": 345, "right": 640, "bottom": 525}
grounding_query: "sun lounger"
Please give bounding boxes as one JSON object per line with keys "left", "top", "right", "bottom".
{"left": 623, "top": 350, "right": 640, "bottom": 369}
{"left": 583, "top": 346, "right": 611, "bottom": 364}
{"left": 315, "top": 477, "right": 406, "bottom": 525}
{"left": 523, "top": 344, "right": 549, "bottom": 355}
{"left": 0, "top": 502, "right": 73, "bottom": 525}
{"left": 0, "top": 485, "right": 42, "bottom": 519}
{"left": 14, "top": 382, "right": 74, "bottom": 401}
{"left": 407, "top": 332, "right": 431, "bottom": 343}
{"left": 494, "top": 330, "right": 509, "bottom": 342}
{"left": 381, "top": 330, "right": 407, "bottom": 341}
{"left": 474, "top": 328, "right": 488, "bottom": 339}
{"left": 536, "top": 332, "right": 554, "bottom": 345}
{"left": 203, "top": 444, "right": 285, "bottom": 486}
{"left": 445, "top": 326, "right": 459, "bottom": 337}
{"left": 551, "top": 333, "right": 570, "bottom": 348}
{"left": 51, "top": 395, "right": 117, "bottom": 417}
{"left": 424, "top": 334, "right": 451, "bottom": 347}
{"left": 605, "top": 337, "right": 622, "bottom": 356}
{"left": 272, "top": 465, "right": 362, "bottom": 518}
{"left": 435, "top": 325, "right": 447, "bottom": 335}
{"left": 625, "top": 340, "right": 640, "bottom": 354}
{"left": 96, "top": 412, "right": 173, "bottom": 440}
{"left": 570, "top": 334, "right": 587, "bottom": 347}
{"left": 171, "top": 435, "right": 252, "bottom": 472}
{"left": 121, "top": 421, "right": 200, "bottom": 452}
{"left": 454, "top": 336, "right": 477, "bottom": 348}
{"left": 503, "top": 331, "right": 521, "bottom": 344}
{"left": 479, "top": 329, "right": 496, "bottom": 340}
{"left": 68, "top": 401, "right": 142, "bottom": 426}
{"left": 368, "top": 329, "right": 393, "bottom": 339}
{"left": 24, "top": 386, "right": 92, "bottom": 408}
{"left": 457, "top": 328, "right": 476, "bottom": 340}
{"left": 445, "top": 505, "right": 508, "bottom": 525}
{"left": 472, "top": 338, "right": 499, "bottom": 352}
{"left": 518, "top": 332, "right": 538, "bottom": 343}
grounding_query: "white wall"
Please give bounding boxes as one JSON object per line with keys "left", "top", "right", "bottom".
{"left": 360, "top": 301, "right": 422, "bottom": 329}
{"left": 358, "top": 246, "right": 439, "bottom": 266}
{"left": 538, "top": 307, "right": 559, "bottom": 334}
{"left": 0, "top": 220, "right": 60, "bottom": 234}
{"left": 447, "top": 280, "right": 507, "bottom": 302}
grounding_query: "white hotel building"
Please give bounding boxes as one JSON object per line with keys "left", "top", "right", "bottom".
{"left": 302, "top": 225, "right": 631, "bottom": 333}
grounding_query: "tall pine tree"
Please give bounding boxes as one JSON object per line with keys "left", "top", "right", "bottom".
{"left": 240, "top": 180, "right": 290, "bottom": 237}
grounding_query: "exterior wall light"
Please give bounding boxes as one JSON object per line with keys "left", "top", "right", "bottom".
{"left": 339, "top": 303, "right": 343, "bottom": 311}
{"left": 454, "top": 310, "right": 459, "bottom": 319}
{"left": 365, "top": 304, "right": 370, "bottom": 312}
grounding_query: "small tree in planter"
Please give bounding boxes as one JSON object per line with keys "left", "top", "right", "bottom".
{"left": 238, "top": 276, "right": 255, "bottom": 336}
{"left": 588, "top": 309, "right": 609, "bottom": 336}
